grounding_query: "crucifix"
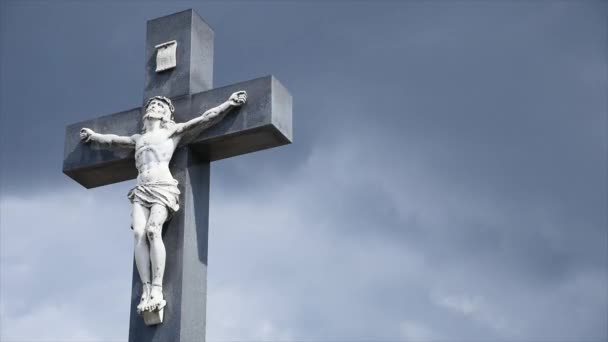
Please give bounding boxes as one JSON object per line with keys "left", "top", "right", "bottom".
{"left": 62, "top": 9, "right": 292, "bottom": 342}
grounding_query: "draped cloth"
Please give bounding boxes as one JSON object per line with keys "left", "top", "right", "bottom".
{"left": 128, "top": 179, "right": 181, "bottom": 215}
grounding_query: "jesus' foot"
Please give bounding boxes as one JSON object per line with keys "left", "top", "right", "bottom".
{"left": 145, "top": 284, "right": 166, "bottom": 312}
{"left": 137, "top": 283, "right": 151, "bottom": 314}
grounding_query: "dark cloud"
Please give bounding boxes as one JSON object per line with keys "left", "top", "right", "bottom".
{"left": 1, "top": 1, "right": 606, "bottom": 341}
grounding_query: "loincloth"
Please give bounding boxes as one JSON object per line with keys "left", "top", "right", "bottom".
{"left": 127, "top": 180, "right": 181, "bottom": 215}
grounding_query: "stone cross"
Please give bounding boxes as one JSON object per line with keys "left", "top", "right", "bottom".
{"left": 62, "top": 9, "right": 292, "bottom": 342}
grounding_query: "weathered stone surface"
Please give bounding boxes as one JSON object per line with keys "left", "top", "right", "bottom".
{"left": 63, "top": 76, "right": 292, "bottom": 188}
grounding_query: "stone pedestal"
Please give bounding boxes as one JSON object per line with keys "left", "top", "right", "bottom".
{"left": 143, "top": 308, "right": 164, "bottom": 326}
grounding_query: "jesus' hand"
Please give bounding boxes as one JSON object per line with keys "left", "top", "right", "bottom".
{"left": 80, "top": 128, "right": 95, "bottom": 143}
{"left": 229, "top": 91, "right": 247, "bottom": 107}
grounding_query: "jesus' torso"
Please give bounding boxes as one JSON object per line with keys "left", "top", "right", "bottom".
{"left": 134, "top": 128, "right": 179, "bottom": 184}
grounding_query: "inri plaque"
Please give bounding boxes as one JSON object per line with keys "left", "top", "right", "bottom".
{"left": 155, "top": 40, "right": 177, "bottom": 72}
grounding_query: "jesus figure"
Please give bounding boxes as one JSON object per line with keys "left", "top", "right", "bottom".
{"left": 79, "top": 91, "right": 247, "bottom": 314}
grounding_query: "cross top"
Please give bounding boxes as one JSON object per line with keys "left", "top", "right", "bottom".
{"left": 62, "top": 9, "right": 292, "bottom": 342}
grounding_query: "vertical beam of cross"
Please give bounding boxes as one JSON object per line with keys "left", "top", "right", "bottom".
{"left": 128, "top": 10, "right": 215, "bottom": 341}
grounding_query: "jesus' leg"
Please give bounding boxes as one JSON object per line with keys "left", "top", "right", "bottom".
{"left": 144, "top": 203, "right": 169, "bottom": 311}
{"left": 132, "top": 202, "right": 152, "bottom": 314}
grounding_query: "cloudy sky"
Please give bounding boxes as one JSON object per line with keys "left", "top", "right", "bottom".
{"left": 1, "top": 1, "right": 606, "bottom": 341}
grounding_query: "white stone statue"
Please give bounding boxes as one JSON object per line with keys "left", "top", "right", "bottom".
{"left": 80, "top": 91, "right": 247, "bottom": 317}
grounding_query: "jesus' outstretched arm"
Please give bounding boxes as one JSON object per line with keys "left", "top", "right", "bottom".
{"left": 172, "top": 90, "right": 247, "bottom": 139}
{"left": 80, "top": 128, "right": 137, "bottom": 148}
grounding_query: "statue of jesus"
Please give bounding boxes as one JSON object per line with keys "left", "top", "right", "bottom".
{"left": 79, "top": 91, "right": 247, "bottom": 315}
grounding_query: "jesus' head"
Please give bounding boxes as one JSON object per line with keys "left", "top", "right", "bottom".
{"left": 142, "top": 96, "right": 175, "bottom": 132}
{"left": 143, "top": 96, "right": 175, "bottom": 122}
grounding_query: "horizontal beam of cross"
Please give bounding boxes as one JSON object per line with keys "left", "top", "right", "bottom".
{"left": 63, "top": 75, "right": 292, "bottom": 189}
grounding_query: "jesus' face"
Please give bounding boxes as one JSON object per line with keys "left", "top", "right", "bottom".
{"left": 144, "top": 99, "right": 171, "bottom": 122}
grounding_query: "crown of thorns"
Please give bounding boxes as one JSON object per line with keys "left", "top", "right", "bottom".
{"left": 145, "top": 96, "right": 175, "bottom": 113}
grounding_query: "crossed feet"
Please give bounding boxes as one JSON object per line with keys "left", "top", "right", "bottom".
{"left": 137, "top": 283, "right": 166, "bottom": 314}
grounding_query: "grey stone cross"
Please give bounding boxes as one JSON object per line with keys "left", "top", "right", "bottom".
{"left": 62, "top": 9, "right": 291, "bottom": 342}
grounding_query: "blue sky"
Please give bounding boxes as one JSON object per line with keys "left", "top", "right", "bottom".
{"left": 0, "top": 1, "right": 606, "bottom": 341}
